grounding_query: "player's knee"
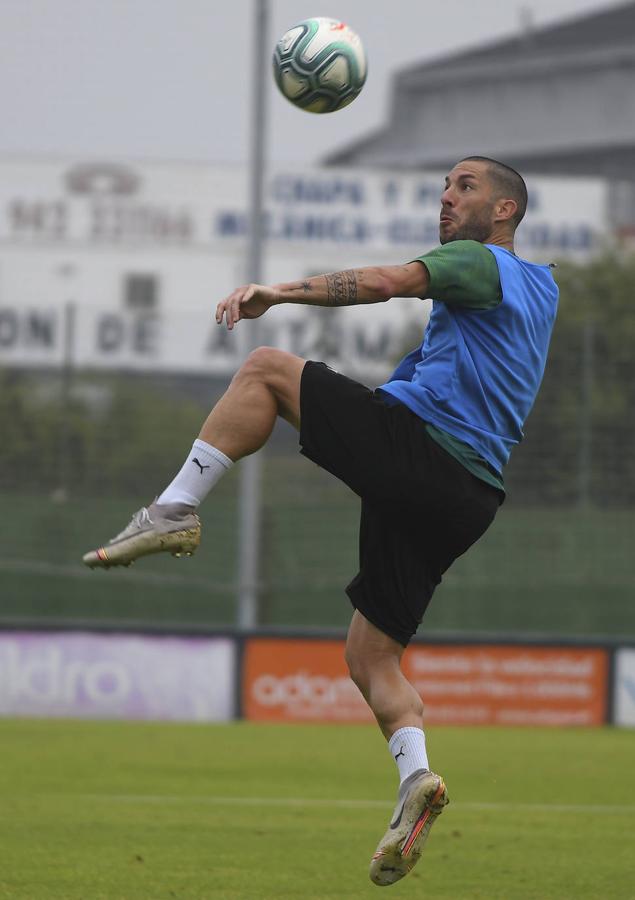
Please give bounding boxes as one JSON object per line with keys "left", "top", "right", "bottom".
{"left": 231, "top": 346, "right": 278, "bottom": 389}
{"left": 240, "top": 346, "right": 294, "bottom": 386}
{"left": 241, "top": 345, "right": 279, "bottom": 377}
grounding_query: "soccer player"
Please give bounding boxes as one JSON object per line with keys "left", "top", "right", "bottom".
{"left": 83, "top": 157, "right": 558, "bottom": 886}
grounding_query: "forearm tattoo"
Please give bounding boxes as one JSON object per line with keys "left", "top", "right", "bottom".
{"left": 325, "top": 270, "right": 358, "bottom": 306}
{"left": 288, "top": 281, "right": 313, "bottom": 293}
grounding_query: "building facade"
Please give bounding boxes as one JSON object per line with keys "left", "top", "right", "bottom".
{"left": 0, "top": 156, "right": 609, "bottom": 380}
{"left": 326, "top": 2, "right": 635, "bottom": 233}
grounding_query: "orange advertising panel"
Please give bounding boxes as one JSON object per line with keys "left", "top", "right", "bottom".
{"left": 402, "top": 645, "right": 608, "bottom": 726}
{"left": 243, "top": 638, "right": 609, "bottom": 726}
{"left": 243, "top": 639, "right": 372, "bottom": 723}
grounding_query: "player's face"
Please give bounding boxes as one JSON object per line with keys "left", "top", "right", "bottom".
{"left": 439, "top": 161, "right": 497, "bottom": 245}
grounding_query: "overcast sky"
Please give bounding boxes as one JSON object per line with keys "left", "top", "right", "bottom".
{"left": 0, "top": 0, "right": 625, "bottom": 166}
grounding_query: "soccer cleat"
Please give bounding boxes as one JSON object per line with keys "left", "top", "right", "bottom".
{"left": 82, "top": 501, "right": 201, "bottom": 569}
{"left": 369, "top": 769, "right": 449, "bottom": 887}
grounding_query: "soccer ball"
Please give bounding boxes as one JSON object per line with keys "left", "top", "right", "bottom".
{"left": 272, "top": 17, "right": 367, "bottom": 113}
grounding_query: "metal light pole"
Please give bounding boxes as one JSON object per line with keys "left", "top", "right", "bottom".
{"left": 236, "top": 0, "right": 269, "bottom": 629}
{"left": 55, "top": 264, "right": 77, "bottom": 503}
{"left": 577, "top": 316, "right": 595, "bottom": 508}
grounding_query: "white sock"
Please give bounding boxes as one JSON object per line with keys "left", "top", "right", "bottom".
{"left": 156, "top": 439, "right": 233, "bottom": 507}
{"left": 388, "top": 727, "right": 429, "bottom": 785}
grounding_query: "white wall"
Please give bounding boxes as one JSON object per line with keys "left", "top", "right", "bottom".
{"left": 0, "top": 156, "right": 609, "bottom": 378}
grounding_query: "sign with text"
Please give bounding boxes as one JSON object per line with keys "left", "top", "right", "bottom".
{"left": 243, "top": 638, "right": 608, "bottom": 726}
{"left": 243, "top": 638, "right": 371, "bottom": 723}
{"left": 0, "top": 304, "right": 397, "bottom": 377}
{"left": 0, "top": 156, "right": 610, "bottom": 377}
{"left": 402, "top": 645, "right": 608, "bottom": 726}
{"left": 0, "top": 631, "right": 235, "bottom": 721}
{"left": 0, "top": 157, "right": 608, "bottom": 257}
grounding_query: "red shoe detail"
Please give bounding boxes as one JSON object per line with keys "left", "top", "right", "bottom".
{"left": 401, "top": 780, "right": 446, "bottom": 858}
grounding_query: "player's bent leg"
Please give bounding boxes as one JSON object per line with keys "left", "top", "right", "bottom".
{"left": 199, "top": 347, "right": 305, "bottom": 458}
{"left": 345, "top": 611, "right": 448, "bottom": 887}
{"left": 83, "top": 347, "right": 306, "bottom": 569}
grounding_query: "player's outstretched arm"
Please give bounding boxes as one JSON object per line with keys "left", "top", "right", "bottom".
{"left": 216, "top": 283, "right": 279, "bottom": 330}
{"left": 216, "top": 262, "right": 429, "bottom": 330}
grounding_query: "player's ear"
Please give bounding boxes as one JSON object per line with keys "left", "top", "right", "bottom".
{"left": 495, "top": 198, "right": 517, "bottom": 223}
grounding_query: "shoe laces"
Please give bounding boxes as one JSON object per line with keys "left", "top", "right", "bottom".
{"left": 112, "top": 506, "right": 152, "bottom": 542}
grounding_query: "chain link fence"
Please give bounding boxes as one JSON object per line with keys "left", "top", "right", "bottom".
{"left": 2, "top": 257, "right": 634, "bottom": 638}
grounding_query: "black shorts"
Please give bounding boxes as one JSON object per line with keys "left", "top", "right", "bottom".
{"left": 299, "top": 361, "right": 502, "bottom": 646}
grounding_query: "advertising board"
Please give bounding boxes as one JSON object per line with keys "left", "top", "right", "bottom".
{"left": 243, "top": 638, "right": 608, "bottom": 726}
{"left": 243, "top": 638, "right": 371, "bottom": 723}
{"left": 0, "top": 158, "right": 607, "bottom": 259}
{"left": 0, "top": 157, "right": 610, "bottom": 378}
{"left": 0, "top": 631, "right": 235, "bottom": 721}
{"left": 402, "top": 644, "right": 608, "bottom": 726}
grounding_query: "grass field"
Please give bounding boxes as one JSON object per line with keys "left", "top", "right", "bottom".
{"left": 0, "top": 720, "right": 633, "bottom": 900}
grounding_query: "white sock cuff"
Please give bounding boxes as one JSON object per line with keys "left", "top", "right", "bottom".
{"left": 192, "top": 439, "right": 233, "bottom": 469}
{"left": 389, "top": 727, "right": 429, "bottom": 784}
{"left": 388, "top": 727, "right": 425, "bottom": 757}
{"left": 156, "top": 439, "right": 233, "bottom": 507}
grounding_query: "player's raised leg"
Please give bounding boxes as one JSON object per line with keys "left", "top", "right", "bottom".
{"left": 82, "top": 348, "right": 305, "bottom": 568}
{"left": 345, "top": 611, "right": 448, "bottom": 886}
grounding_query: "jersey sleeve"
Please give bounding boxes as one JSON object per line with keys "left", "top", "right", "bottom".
{"left": 413, "top": 240, "right": 502, "bottom": 309}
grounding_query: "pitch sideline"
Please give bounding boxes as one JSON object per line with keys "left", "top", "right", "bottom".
{"left": 77, "top": 794, "right": 635, "bottom": 815}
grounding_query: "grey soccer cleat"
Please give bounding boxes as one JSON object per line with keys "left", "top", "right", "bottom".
{"left": 82, "top": 501, "right": 201, "bottom": 569}
{"left": 369, "top": 769, "right": 449, "bottom": 887}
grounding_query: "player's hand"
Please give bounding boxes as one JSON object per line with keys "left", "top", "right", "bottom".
{"left": 215, "top": 283, "right": 279, "bottom": 330}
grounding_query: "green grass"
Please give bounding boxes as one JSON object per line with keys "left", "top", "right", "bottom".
{"left": 0, "top": 720, "right": 633, "bottom": 899}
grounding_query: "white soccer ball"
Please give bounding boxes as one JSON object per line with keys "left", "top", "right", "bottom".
{"left": 272, "top": 17, "right": 367, "bottom": 114}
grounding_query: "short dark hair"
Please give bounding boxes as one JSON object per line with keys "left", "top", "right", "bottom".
{"left": 461, "top": 156, "right": 528, "bottom": 227}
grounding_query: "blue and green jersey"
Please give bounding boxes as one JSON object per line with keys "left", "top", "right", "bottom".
{"left": 381, "top": 240, "right": 559, "bottom": 493}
